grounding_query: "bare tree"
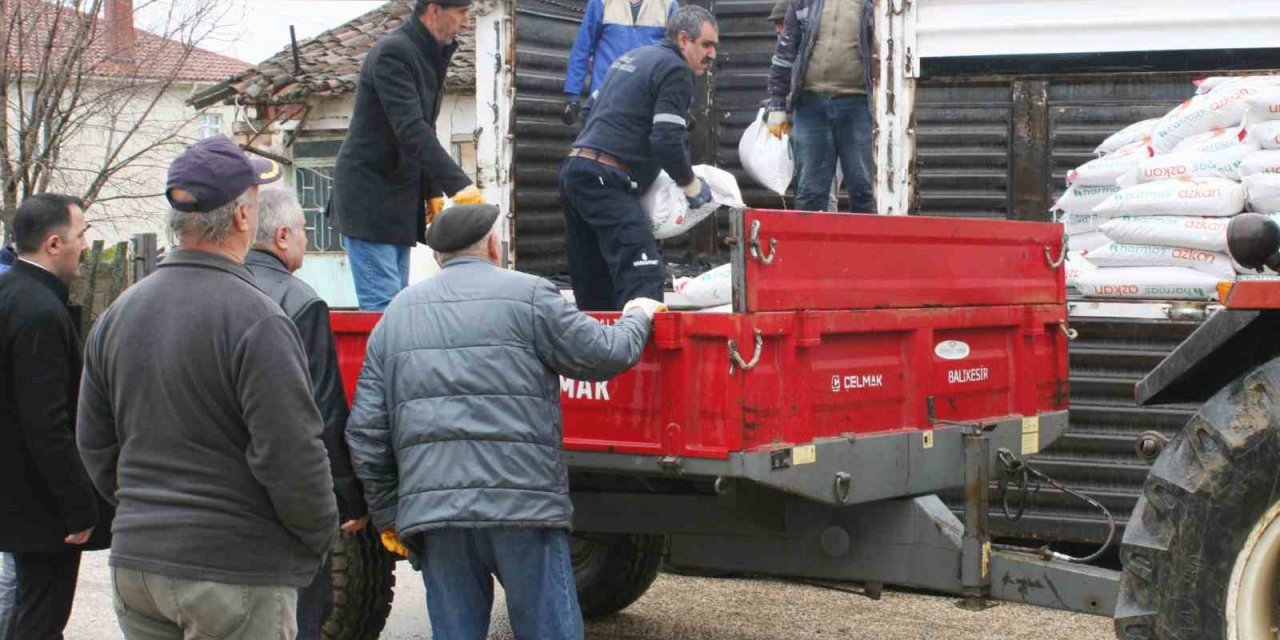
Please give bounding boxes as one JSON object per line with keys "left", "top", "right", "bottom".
{"left": 0, "top": 0, "right": 235, "bottom": 237}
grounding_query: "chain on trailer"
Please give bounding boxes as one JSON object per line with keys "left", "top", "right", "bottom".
{"left": 993, "top": 448, "right": 1116, "bottom": 565}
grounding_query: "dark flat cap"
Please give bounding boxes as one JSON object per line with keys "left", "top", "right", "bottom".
{"left": 768, "top": 0, "right": 788, "bottom": 21}
{"left": 426, "top": 204, "right": 499, "bottom": 252}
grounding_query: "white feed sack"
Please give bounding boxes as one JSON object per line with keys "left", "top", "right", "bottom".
{"left": 643, "top": 165, "right": 745, "bottom": 240}
{"left": 674, "top": 263, "right": 733, "bottom": 308}
{"left": 1052, "top": 184, "right": 1120, "bottom": 234}
{"left": 738, "top": 108, "right": 794, "bottom": 196}
{"left": 1092, "top": 177, "right": 1246, "bottom": 218}
{"left": 1150, "top": 86, "right": 1262, "bottom": 154}
{"left": 1073, "top": 267, "right": 1224, "bottom": 301}
{"left": 1196, "top": 75, "right": 1280, "bottom": 95}
{"left": 1243, "top": 88, "right": 1280, "bottom": 122}
{"left": 1094, "top": 118, "right": 1159, "bottom": 156}
{"left": 1068, "top": 231, "right": 1110, "bottom": 252}
{"left": 1239, "top": 150, "right": 1280, "bottom": 178}
{"left": 1099, "top": 216, "right": 1230, "bottom": 252}
{"left": 1067, "top": 140, "right": 1151, "bottom": 187}
{"left": 1065, "top": 251, "right": 1096, "bottom": 288}
{"left": 1173, "top": 127, "right": 1254, "bottom": 155}
{"left": 1082, "top": 243, "right": 1236, "bottom": 279}
{"left": 1127, "top": 141, "right": 1257, "bottom": 183}
{"left": 1246, "top": 120, "right": 1280, "bottom": 150}
{"left": 1244, "top": 174, "right": 1280, "bottom": 212}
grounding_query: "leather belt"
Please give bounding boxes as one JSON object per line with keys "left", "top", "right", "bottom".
{"left": 569, "top": 147, "right": 630, "bottom": 174}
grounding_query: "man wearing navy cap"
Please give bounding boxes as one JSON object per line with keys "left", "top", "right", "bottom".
{"left": 329, "top": 0, "right": 485, "bottom": 311}
{"left": 78, "top": 136, "right": 339, "bottom": 640}
{"left": 347, "top": 204, "right": 663, "bottom": 639}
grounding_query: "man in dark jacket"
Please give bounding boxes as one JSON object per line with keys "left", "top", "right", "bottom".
{"left": 347, "top": 204, "right": 662, "bottom": 639}
{"left": 329, "top": 0, "right": 485, "bottom": 312}
{"left": 0, "top": 192, "right": 108, "bottom": 640}
{"left": 77, "top": 137, "right": 338, "bottom": 639}
{"left": 246, "top": 188, "right": 369, "bottom": 640}
{"left": 766, "top": 0, "right": 874, "bottom": 213}
{"left": 559, "top": 5, "right": 719, "bottom": 311}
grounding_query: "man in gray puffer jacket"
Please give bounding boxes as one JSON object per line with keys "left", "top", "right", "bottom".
{"left": 346, "top": 204, "right": 661, "bottom": 640}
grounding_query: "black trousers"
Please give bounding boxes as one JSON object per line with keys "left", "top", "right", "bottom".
{"left": 559, "top": 156, "right": 665, "bottom": 311}
{"left": 296, "top": 556, "right": 332, "bottom": 640}
{"left": 12, "top": 549, "right": 80, "bottom": 640}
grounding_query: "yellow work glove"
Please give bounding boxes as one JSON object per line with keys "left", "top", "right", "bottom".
{"left": 766, "top": 110, "right": 790, "bottom": 139}
{"left": 380, "top": 528, "right": 408, "bottom": 558}
{"left": 451, "top": 185, "right": 486, "bottom": 205}
{"left": 426, "top": 197, "right": 446, "bottom": 225}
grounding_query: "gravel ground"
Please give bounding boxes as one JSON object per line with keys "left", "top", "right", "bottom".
{"left": 65, "top": 551, "right": 1114, "bottom": 640}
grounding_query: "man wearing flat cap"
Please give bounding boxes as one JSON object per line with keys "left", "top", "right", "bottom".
{"left": 347, "top": 204, "right": 665, "bottom": 638}
{"left": 329, "top": 0, "right": 485, "bottom": 311}
{"left": 78, "top": 136, "right": 339, "bottom": 639}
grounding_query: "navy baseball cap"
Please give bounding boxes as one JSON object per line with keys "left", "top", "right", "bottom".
{"left": 165, "top": 136, "right": 282, "bottom": 213}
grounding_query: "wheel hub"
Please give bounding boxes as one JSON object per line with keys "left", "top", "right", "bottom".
{"left": 1227, "top": 500, "right": 1280, "bottom": 640}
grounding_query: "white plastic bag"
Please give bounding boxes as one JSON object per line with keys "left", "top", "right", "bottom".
{"left": 1098, "top": 216, "right": 1230, "bottom": 252}
{"left": 1239, "top": 150, "right": 1280, "bottom": 178}
{"left": 1073, "top": 267, "right": 1224, "bottom": 301}
{"left": 1092, "top": 177, "right": 1246, "bottom": 218}
{"left": 1067, "top": 140, "right": 1151, "bottom": 187}
{"left": 1082, "top": 243, "right": 1235, "bottom": 278}
{"left": 1151, "top": 87, "right": 1261, "bottom": 154}
{"left": 1068, "top": 231, "right": 1110, "bottom": 252}
{"left": 1244, "top": 174, "right": 1280, "bottom": 212}
{"left": 738, "top": 109, "right": 794, "bottom": 196}
{"left": 1095, "top": 119, "right": 1160, "bottom": 156}
{"left": 642, "top": 165, "right": 745, "bottom": 240}
{"left": 674, "top": 263, "right": 732, "bottom": 308}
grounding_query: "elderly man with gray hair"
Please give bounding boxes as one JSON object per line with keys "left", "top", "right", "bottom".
{"left": 245, "top": 188, "right": 369, "bottom": 640}
{"left": 77, "top": 137, "right": 338, "bottom": 640}
{"left": 346, "top": 204, "right": 664, "bottom": 639}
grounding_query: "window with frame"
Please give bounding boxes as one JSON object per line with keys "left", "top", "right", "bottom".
{"left": 197, "top": 113, "right": 222, "bottom": 139}
{"left": 292, "top": 139, "right": 345, "bottom": 253}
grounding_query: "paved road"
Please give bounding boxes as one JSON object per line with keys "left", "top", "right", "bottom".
{"left": 64, "top": 551, "right": 1114, "bottom": 639}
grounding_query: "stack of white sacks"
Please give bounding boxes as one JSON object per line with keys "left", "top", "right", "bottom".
{"left": 1060, "top": 75, "right": 1280, "bottom": 300}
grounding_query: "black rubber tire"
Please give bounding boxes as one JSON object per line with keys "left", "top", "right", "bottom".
{"left": 571, "top": 532, "right": 664, "bottom": 618}
{"left": 1116, "top": 358, "right": 1280, "bottom": 639}
{"left": 324, "top": 526, "right": 397, "bottom": 640}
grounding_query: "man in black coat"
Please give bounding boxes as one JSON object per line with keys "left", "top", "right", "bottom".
{"left": 246, "top": 188, "right": 369, "bottom": 640}
{"left": 0, "top": 193, "right": 109, "bottom": 640}
{"left": 329, "top": 0, "right": 486, "bottom": 311}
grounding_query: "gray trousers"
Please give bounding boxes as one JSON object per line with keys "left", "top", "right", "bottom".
{"left": 111, "top": 567, "right": 297, "bottom": 640}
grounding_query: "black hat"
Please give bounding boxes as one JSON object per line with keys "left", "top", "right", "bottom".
{"left": 767, "top": 0, "right": 788, "bottom": 21}
{"left": 166, "top": 136, "right": 282, "bottom": 213}
{"left": 419, "top": 0, "right": 473, "bottom": 9}
{"left": 426, "top": 204, "right": 500, "bottom": 252}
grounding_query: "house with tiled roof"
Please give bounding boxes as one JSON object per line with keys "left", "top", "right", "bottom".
{"left": 189, "top": 0, "right": 479, "bottom": 307}
{"left": 2, "top": 0, "right": 249, "bottom": 242}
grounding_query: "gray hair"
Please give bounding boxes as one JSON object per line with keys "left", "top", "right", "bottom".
{"left": 666, "top": 5, "right": 717, "bottom": 43}
{"left": 253, "top": 188, "right": 305, "bottom": 247}
{"left": 167, "top": 190, "right": 254, "bottom": 245}
{"left": 437, "top": 228, "right": 494, "bottom": 264}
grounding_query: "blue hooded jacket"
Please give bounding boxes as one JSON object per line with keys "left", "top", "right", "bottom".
{"left": 563, "top": 0, "right": 677, "bottom": 100}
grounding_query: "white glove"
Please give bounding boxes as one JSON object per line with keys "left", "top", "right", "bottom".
{"left": 622, "top": 297, "right": 668, "bottom": 321}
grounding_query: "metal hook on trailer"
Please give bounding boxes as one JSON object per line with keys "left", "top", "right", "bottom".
{"left": 1044, "top": 235, "right": 1069, "bottom": 269}
{"left": 1059, "top": 321, "right": 1079, "bottom": 341}
{"left": 749, "top": 220, "right": 778, "bottom": 265}
{"left": 728, "top": 329, "right": 765, "bottom": 375}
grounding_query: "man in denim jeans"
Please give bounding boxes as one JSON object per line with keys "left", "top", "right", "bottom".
{"left": 764, "top": 0, "right": 874, "bottom": 213}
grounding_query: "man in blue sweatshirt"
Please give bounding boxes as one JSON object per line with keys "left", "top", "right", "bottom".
{"left": 561, "top": 0, "right": 677, "bottom": 125}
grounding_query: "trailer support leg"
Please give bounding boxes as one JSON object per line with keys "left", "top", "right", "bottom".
{"left": 957, "top": 426, "right": 995, "bottom": 611}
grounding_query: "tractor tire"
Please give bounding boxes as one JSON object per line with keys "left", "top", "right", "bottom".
{"left": 571, "top": 532, "right": 663, "bottom": 618}
{"left": 324, "top": 526, "right": 397, "bottom": 640}
{"left": 1116, "top": 358, "right": 1280, "bottom": 640}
